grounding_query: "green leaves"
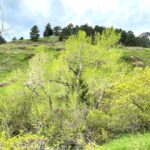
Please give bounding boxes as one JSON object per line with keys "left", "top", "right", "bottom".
{"left": 95, "top": 27, "right": 121, "bottom": 49}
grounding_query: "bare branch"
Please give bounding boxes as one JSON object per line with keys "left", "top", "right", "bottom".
{"left": 49, "top": 79, "right": 70, "bottom": 87}
{"left": 0, "top": 5, "right": 10, "bottom": 36}
{"left": 26, "top": 83, "right": 40, "bottom": 96}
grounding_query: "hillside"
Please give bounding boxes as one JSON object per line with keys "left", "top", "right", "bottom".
{"left": 98, "top": 133, "right": 150, "bottom": 150}
{"left": 0, "top": 37, "right": 150, "bottom": 82}
{"left": 0, "top": 32, "right": 150, "bottom": 149}
{"left": 0, "top": 37, "right": 65, "bottom": 82}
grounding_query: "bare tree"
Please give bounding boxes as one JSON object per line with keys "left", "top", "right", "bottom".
{"left": 0, "top": 5, "right": 9, "bottom": 36}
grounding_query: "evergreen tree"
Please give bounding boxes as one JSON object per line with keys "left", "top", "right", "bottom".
{"left": 53, "top": 26, "right": 62, "bottom": 36}
{"left": 0, "top": 36, "right": 6, "bottom": 44}
{"left": 94, "top": 25, "right": 105, "bottom": 34}
{"left": 19, "top": 37, "right": 24, "bottom": 40}
{"left": 30, "top": 25, "right": 40, "bottom": 41}
{"left": 62, "top": 23, "right": 74, "bottom": 37}
{"left": 43, "top": 23, "right": 53, "bottom": 37}
{"left": 59, "top": 34, "right": 63, "bottom": 41}
{"left": 79, "top": 24, "right": 94, "bottom": 36}
{"left": 125, "top": 31, "right": 136, "bottom": 46}
{"left": 120, "top": 30, "right": 127, "bottom": 45}
{"left": 12, "top": 37, "right": 17, "bottom": 41}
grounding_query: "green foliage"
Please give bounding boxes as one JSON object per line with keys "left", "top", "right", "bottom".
{"left": 99, "top": 133, "right": 150, "bottom": 150}
{"left": 1, "top": 29, "right": 150, "bottom": 149}
{"left": 79, "top": 24, "right": 94, "bottom": 36}
{"left": 95, "top": 27, "right": 120, "bottom": 49}
{"left": 43, "top": 23, "right": 53, "bottom": 37}
{"left": 84, "top": 67, "right": 150, "bottom": 142}
{"left": 19, "top": 37, "right": 24, "bottom": 40}
{"left": 30, "top": 25, "right": 40, "bottom": 41}
{"left": 103, "top": 67, "right": 150, "bottom": 133}
{"left": 0, "top": 35, "right": 6, "bottom": 44}
{"left": 86, "top": 109, "right": 109, "bottom": 144}
{"left": 122, "top": 47, "right": 150, "bottom": 66}
{"left": 53, "top": 26, "right": 62, "bottom": 36}
{"left": 12, "top": 37, "right": 17, "bottom": 42}
{"left": 0, "top": 131, "right": 47, "bottom": 149}
{"left": 59, "top": 34, "right": 63, "bottom": 41}
{"left": 62, "top": 23, "right": 74, "bottom": 37}
{"left": 125, "top": 31, "right": 136, "bottom": 46}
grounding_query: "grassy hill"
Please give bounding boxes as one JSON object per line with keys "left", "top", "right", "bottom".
{"left": 0, "top": 37, "right": 65, "bottom": 81}
{"left": 0, "top": 34, "right": 150, "bottom": 149}
{"left": 0, "top": 38, "right": 150, "bottom": 82}
{"left": 97, "top": 133, "right": 150, "bottom": 150}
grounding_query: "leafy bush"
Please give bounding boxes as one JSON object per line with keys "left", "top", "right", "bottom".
{"left": 0, "top": 131, "right": 47, "bottom": 149}
{"left": 1, "top": 29, "right": 150, "bottom": 148}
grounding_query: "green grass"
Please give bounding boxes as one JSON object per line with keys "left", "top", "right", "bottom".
{"left": 0, "top": 43, "right": 35, "bottom": 81}
{"left": 97, "top": 133, "right": 150, "bottom": 150}
{"left": 0, "top": 36, "right": 65, "bottom": 82}
{"left": 0, "top": 40, "right": 149, "bottom": 93}
{"left": 0, "top": 37, "right": 150, "bottom": 149}
{"left": 0, "top": 39, "right": 149, "bottom": 90}
{"left": 122, "top": 47, "right": 150, "bottom": 66}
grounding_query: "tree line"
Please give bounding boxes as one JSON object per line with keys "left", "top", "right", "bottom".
{"left": 0, "top": 23, "right": 150, "bottom": 47}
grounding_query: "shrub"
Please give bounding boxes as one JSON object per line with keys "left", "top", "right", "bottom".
{"left": 0, "top": 131, "right": 47, "bottom": 149}
{"left": 59, "top": 34, "right": 64, "bottom": 41}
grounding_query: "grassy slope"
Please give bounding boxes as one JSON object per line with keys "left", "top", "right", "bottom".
{"left": 0, "top": 42, "right": 150, "bottom": 79}
{"left": 97, "top": 133, "right": 150, "bottom": 150}
{"left": 0, "top": 38, "right": 150, "bottom": 149}
{"left": 0, "top": 43, "right": 34, "bottom": 81}
{"left": 0, "top": 36, "right": 64, "bottom": 82}
{"left": 122, "top": 47, "right": 150, "bottom": 66}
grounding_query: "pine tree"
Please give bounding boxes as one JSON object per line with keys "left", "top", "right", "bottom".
{"left": 59, "top": 34, "right": 63, "bottom": 41}
{"left": 30, "top": 25, "right": 40, "bottom": 41}
{"left": 53, "top": 26, "right": 62, "bottom": 36}
{"left": 12, "top": 37, "right": 17, "bottom": 41}
{"left": 0, "top": 36, "right": 6, "bottom": 44}
{"left": 19, "top": 37, "right": 24, "bottom": 40}
{"left": 43, "top": 23, "right": 53, "bottom": 37}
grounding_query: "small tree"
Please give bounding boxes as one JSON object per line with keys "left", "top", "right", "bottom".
{"left": 62, "top": 23, "right": 74, "bottom": 37}
{"left": 12, "top": 37, "right": 17, "bottom": 41}
{"left": 59, "top": 34, "right": 63, "bottom": 41}
{"left": 19, "top": 37, "right": 24, "bottom": 40}
{"left": 53, "top": 26, "right": 62, "bottom": 36}
{"left": 30, "top": 25, "right": 40, "bottom": 41}
{"left": 0, "top": 35, "right": 6, "bottom": 44}
{"left": 43, "top": 23, "right": 53, "bottom": 37}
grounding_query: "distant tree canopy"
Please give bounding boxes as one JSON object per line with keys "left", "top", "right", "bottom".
{"left": 116, "top": 29, "right": 150, "bottom": 47}
{"left": 61, "top": 24, "right": 150, "bottom": 47}
{"left": 62, "top": 23, "right": 75, "bottom": 37}
{"left": 94, "top": 25, "right": 105, "bottom": 34}
{"left": 43, "top": 23, "right": 53, "bottom": 37}
{"left": 0, "top": 36, "right": 6, "bottom": 44}
{"left": 79, "top": 24, "right": 94, "bottom": 36}
{"left": 30, "top": 25, "right": 40, "bottom": 41}
{"left": 28, "top": 23, "right": 150, "bottom": 47}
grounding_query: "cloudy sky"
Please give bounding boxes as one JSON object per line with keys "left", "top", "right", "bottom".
{"left": 0, "top": 0, "right": 150, "bottom": 40}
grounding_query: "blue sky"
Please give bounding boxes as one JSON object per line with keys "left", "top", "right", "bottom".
{"left": 0, "top": 0, "right": 150, "bottom": 40}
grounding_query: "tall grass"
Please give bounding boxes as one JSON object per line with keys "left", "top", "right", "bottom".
{"left": 99, "top": 133, "right": 150, "bottom": 150}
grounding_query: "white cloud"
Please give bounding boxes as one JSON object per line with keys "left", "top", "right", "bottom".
{"left": 22, "top": 0, "right": 52, "bottom": 18}
{"left": 60, "top": 0, "right": 150, "bottom": 34}
{"left": 1, "top": 0, "right": 150, "bottom": 39}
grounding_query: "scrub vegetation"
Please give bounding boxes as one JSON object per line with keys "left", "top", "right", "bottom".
{"left": 0, "top": 28, "right": 150, "bottom": 149}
